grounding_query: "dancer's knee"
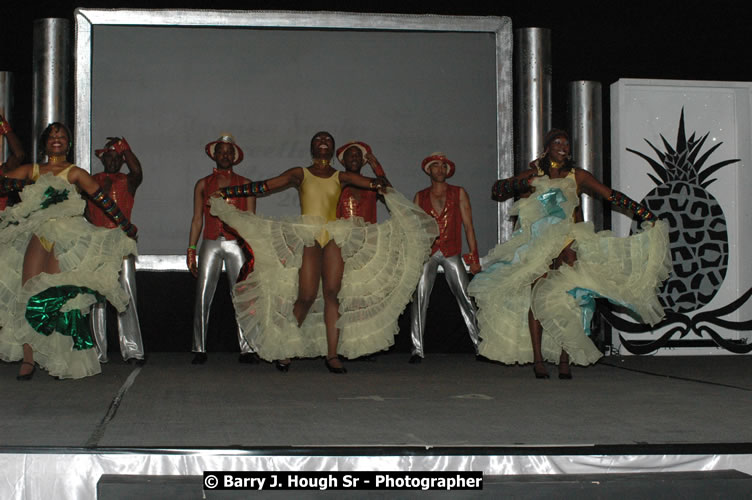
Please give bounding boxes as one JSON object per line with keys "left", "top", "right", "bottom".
{"left": 295, "top": 292, "right": 317, "bottom": 312}
{"left": 321, "top": 283, "right": 340, "bottom": 304}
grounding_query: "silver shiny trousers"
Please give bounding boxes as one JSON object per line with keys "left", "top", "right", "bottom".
{"left": 410, "top": 251, "right": 480, "bottom": 357}
{"left": 91, "top": 255, "right": 144, "bottom": 362}
{"left": 192, "top": 237, "right": 252, "bottom": 353}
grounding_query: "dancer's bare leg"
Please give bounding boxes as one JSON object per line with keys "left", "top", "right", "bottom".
{"left": 529, "top": 269, "right": 548, "bottom": 378}
{"left": 528, "top": 309, "right": 547, "bottom": 378}
{"left": 556, "top": 244, "right": 577, "bottom": 268}
{"left": 321, "top": 241, "right": 344, "bottom": 368}
{"left": 529, "top": 244, "right": 578, "bottom": 378}
{"left": 558, "top": 349, "right": 571, "bottom": 377}
{"left": 293, "top": 244, "right": 323, "bottom": 325}
{"left": 22, "top": 236, "right": 49, "bottom": 284}
{"left": 19, "top": 236, "right": 60, "bottom": 376}
{"left": 278, "top": 244, "right": 323, "bottom": 366}
{"left": 553, "top": 244, "right": 575, "bottom": 378}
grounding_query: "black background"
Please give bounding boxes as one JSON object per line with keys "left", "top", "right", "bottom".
{"left": 2, "top": 0, "right": 748, "bottom": 149}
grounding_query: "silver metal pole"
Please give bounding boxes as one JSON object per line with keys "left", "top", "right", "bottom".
{"left": 32, "top": 18, "right": 72, "bottom": 163}
{"left": 568, "top": 80, "right": 607, "bottom": 351}
{"left": 568, "top": 80, "right": 603, "bottom": 230}
{"left": 0, "top": 72, "right": 13, "bottom": 163}
{"left": 514, "top": 28, "right": 551, "bottom": 174}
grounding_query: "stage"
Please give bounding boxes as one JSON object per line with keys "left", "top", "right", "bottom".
{"left": 1, "top": 352, "right": 751, "bottom": 498}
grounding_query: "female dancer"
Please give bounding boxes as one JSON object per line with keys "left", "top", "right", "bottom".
{"left": 0, "top": 123, "right": 137, "bottom": 379}
{"left": 211, "top": 131, "right": 437, "bottom": 373}
{"left": 469, "top": 129, "right": 670, "bottom": 378}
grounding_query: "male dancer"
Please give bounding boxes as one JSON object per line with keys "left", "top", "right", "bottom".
{"left": 87, "top": 137, "right": 145, "bottom": 364}
{"left": 336, "top": 140, "right": 386, "bottom": 222}
{"left": 188, "top": 134, "right": 257, "bottom": 365}
{"left": 410, "top": 153, "right": 481, "bottom": 363}
{"left": 0, "top": 113, "right": 25, "bottom": 210}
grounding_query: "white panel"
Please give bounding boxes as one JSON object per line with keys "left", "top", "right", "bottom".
{"left": 74, "top": 9, "right": 514, "bottom": 269}
{"left": 610, "top": 79, "right": 752, "bottom": 355}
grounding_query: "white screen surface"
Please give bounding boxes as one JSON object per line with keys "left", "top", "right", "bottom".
{"left": 76, "top": 11, "right": 513, "bottom": 268}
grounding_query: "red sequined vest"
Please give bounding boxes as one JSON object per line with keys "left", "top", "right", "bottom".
{"left": 88, "top": 172, "right": 135, "bottom": 228}
{"left": 202, "top": 170, "right": 248, "bottom": 241}
{"left": 417, "top": 184, "right": 462, "bottom": 257}
{"left": 337, "top": 187, "right": 378, "bottom": 224}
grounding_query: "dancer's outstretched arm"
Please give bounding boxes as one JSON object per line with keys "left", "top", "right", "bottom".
{"left": 491, "top": 168, "right": 537, "bottom": 202}
{"left": 575, "top": 169, "right": 656, "bottom": 222}
{"left": 218, "top": 167, "right": 304, "bottom": 198}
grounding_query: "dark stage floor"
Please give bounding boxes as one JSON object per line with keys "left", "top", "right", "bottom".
{"left": 1, "top": 353, "right": 750, "bottom": 450}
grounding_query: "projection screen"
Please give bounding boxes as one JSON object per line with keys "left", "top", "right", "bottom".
{"left": 74, "top": 9, "right": 513, "bottom": 270}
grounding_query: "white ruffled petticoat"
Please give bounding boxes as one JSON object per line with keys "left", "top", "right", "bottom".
{"left": 210, "top": 187, "right": 438, "bottom": 361}
{"left": 0, "top": 174, "right": 137, "bottom": 379}
{"left": 468, "top": 176, "right": 671, "bottom": 366}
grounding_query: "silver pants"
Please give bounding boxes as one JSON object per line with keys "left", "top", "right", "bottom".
{"left": 410, "top": 251, "right": 480, "bottom": 357}
{"left": 192, "top": 237, "right": 252, "bottom": 353}
{"left": 91, "top": 255, "right": 144, "bottom": 362}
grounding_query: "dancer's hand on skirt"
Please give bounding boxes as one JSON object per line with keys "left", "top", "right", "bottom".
{"left": 208, "top": 190, "right": 225, "bottom": 204}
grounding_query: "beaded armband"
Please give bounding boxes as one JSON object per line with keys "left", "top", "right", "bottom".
{"left": 608, "top": 190, "right": 656, "bottom": 222}
{"left": 0, "top": 176, "right": 31, "bottom": 194}
{"left": 90, "top": 188, "right": 138, "bottom": 237}
{"left": 0, "top": 120, "right": 12, "bottom": 135}
{"left": 221, "top": 181, "right": 270, "bottom": 198}
{"left": 491, "top": 177, "right": 531, "bottom": 201}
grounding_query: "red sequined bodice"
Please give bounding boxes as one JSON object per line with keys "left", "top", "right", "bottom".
{"left": 203, "top": 170, "right": 248, "bottom": 241}
{"left": 337, "top": 186, "right": 378, "bottom": 224}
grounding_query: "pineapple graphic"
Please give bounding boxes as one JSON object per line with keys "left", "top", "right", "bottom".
{"left": 627, "top": 109, "right": 739, "bottom": 313}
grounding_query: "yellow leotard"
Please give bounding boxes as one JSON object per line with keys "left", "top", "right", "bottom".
{"left": 299, "top": 167, "right": 341, "bottom": 246}
{"left": 32, "top": 163, "right": 76, "bottom": 252}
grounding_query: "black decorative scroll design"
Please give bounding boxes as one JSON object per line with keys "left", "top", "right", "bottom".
{"left": 601, "top": 287, "right": 752, "bottom": 354}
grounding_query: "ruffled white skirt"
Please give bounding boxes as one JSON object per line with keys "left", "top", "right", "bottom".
{"left": 469, "top": 176, "right": 671, "bottom": 366}
{"left": 210, "top": 187, "right": 438, "bottom": 361}
{"left": 0, "top": 174, "right": 137, "bottom": 379}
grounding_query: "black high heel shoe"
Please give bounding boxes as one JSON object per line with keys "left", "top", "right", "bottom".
{"left": 325, "top": 356, "right": 347, "bottom": 374}
{"left": 274, "top": 360, "right": 291, "bottom": 372}
{"left": 17, "top": 361, "right": 36, "bottom": 381}
{"left": 239, "top": 353, "right": 260, "bottom": 364}
{"left": 558, "top": 361, "right": 572, "bottom": 380}
{"left": 533, "top": 361, "right": 549, "bottom": 379}
{"left": 191, "top": 353, "right": 207, "bottom": 365}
